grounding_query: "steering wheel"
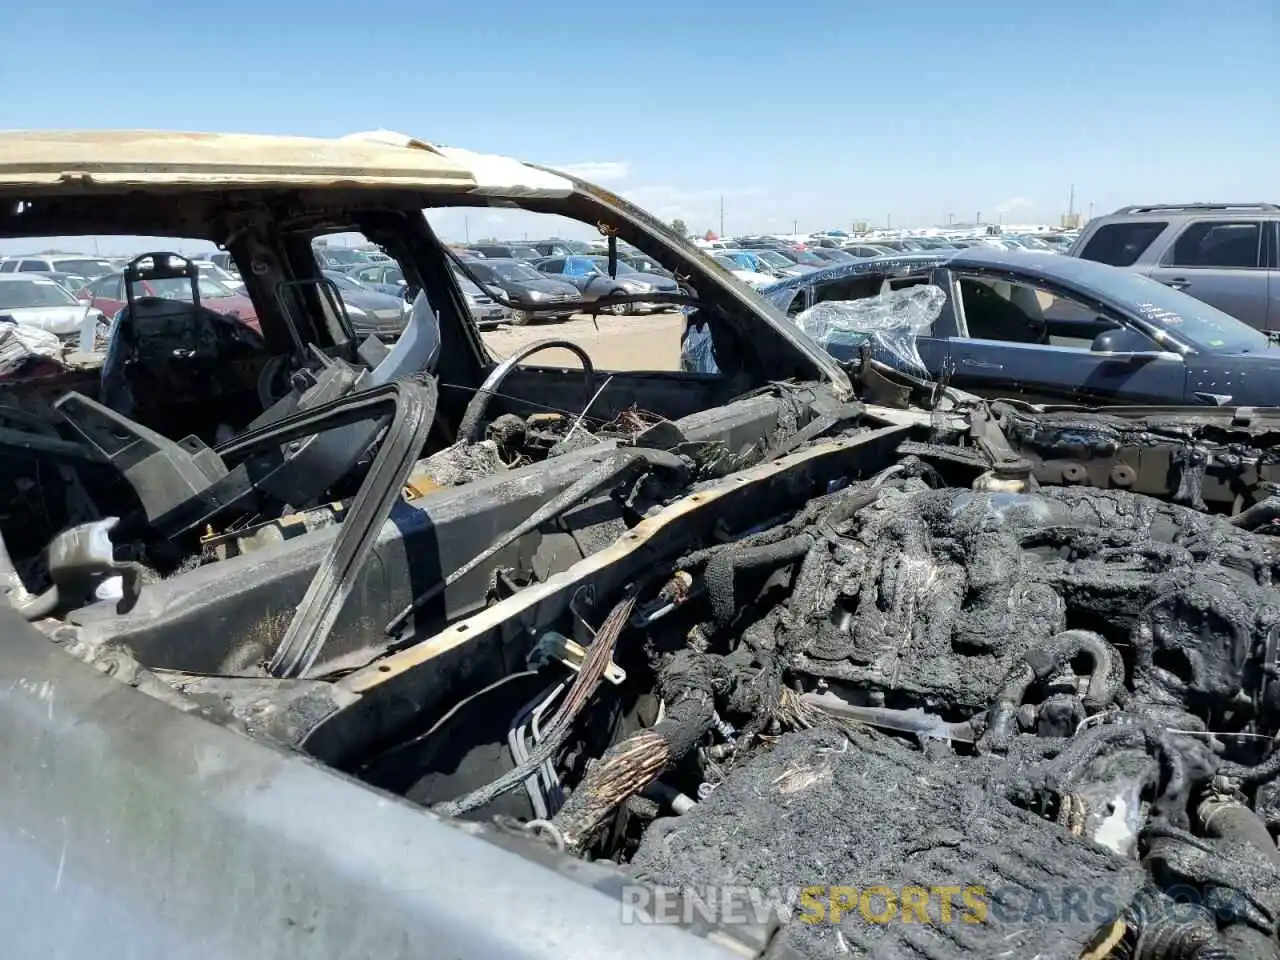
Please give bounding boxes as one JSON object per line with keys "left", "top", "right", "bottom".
{"left": 457, "top": 339, "right": 596, "bottom": 444}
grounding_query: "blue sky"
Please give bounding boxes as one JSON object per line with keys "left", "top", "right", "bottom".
{"left": 0, "top": 0, "right": 1274, "bottom": 248}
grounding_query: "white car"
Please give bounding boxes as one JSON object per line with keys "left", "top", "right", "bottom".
{"left": 191, "top": 259, "right": 246, "bottom": 291}
{"left": 0, "top": 254, "right": 116, "bottom": 289}
{"left": 0, "top": 273, "right": 107, "bottom": 344}
{"left": 712, "top": 254, "right": 775, "bottom": 288}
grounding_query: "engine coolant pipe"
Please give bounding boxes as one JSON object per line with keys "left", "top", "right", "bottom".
{"left": 980, "top": 629, "right": 1120, "bottom": 753}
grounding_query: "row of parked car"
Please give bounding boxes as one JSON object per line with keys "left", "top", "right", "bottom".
{"left": 684, "top": 219, "right": 1280, "bottom": 409}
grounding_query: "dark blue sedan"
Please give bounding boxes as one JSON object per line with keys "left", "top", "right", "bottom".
{"left": 685, "top": 249, "right": 1280, "bottom": 407}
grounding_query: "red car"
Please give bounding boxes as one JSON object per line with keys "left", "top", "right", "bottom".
{"left": 78, "top": 271, "right": 261, "bottom": 333}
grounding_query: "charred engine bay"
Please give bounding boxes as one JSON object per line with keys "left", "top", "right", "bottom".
{"left": 13, "top": 348, "right": 1280, "bottom": 959}
{"left": 368, "top": 422, "right": 1280, "bottom": 960}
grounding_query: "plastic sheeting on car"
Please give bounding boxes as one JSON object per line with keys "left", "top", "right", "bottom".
{"left": 793, "top": 284, "right": 945, "bottom": 379}
{"left": 0, "top": 320, "right": 63, "bottom": 378}
{"left": 679, "top": 308, "right": 719, "bottom": 375}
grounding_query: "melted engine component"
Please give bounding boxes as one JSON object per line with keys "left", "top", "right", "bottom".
{"left": 497, "top": 474, "right": 1280, "bottom": 959}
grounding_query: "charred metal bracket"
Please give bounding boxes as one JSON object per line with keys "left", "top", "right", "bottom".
{"left": 267, "top": 377, "right": 437, "bottom": 679}
{"left": 596, "top": 220, "right": 619, "bottom": 278}
{"left": 527, "top": 628, "right": 627, "bottom": 685}
{"left": 970, "top": 402, "right": 1034, "bottom": 481}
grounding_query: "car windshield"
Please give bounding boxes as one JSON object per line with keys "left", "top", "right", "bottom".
{"left": 587, "top": 257, "right": 640, "bottom": 275}
{"left": 133, "top": 276, "right": 236, "bottom": 300}
{"left": 493, "top": 261, "right": 543, "bottom": 282}
{"left": 452, "top": 271, "right": 484, "bottom": 295}
{"left": 755, "top": 250, "right": 794, "bottom": 268}
{"left": 319, "top": 248, "right": 368, "bottom": 265}
{"left": 1060, "top": 260, "right": 1269, "bottom": 353}
{"left": 51, "top": 258, "right": 114, "bottom": 278}
{"left": 713, "top": 255, "right": 741, "bottom": 270}
{"left": 0, "top": 277, "right": 79, "bottom": 308}
{"left": 196, "top": 262, "right": 236, "bottom": 282}
{"left": 1017, "top": 236, "right": 1053, "bottom": 251}
{"left": 322, "top": 271, "right": 366, "bottom": 291}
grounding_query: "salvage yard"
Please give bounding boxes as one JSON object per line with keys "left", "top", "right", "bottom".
{"left": 481, "top": 308, "right": 684, "bottom": 370}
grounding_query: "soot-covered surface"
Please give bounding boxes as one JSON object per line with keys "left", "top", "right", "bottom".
{"left": 631, "top": 726, "right": 1147, "bottom": 960}
{"left": 575, "top": 476, "right": 1280, "bottom": 959}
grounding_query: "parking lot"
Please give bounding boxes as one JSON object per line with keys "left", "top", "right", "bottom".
{"left": 480, "top": 308, "right": 684, "bottom": 370}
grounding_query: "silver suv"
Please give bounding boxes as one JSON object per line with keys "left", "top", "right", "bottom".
{"left": 1069, "top": 202, "right": 1279, "bottom": 330}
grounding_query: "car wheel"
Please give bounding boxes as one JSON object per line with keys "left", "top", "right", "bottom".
{"left": 510, "top": 309, "right": 530, "bottom": 326}
{"left": 607, "top": 290, "right": 630, "bottom": 316}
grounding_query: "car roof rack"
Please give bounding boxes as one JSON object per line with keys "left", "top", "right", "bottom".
{"left": 1112, "top": 202, "right": 1280, "bottom": 215}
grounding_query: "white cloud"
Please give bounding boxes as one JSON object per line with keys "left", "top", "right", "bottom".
{"left": 552, "top": 161, "right": 630, "bottom": 183}
{"left": 993, "top": 197, "right": 1034, "bottom": 215}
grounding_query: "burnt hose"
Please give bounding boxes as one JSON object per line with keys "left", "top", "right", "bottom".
{"left": 703, "top": 533, "right": 814, "bottom": 627}
{"left": 1198, "top": 797, "right": 1280, "bottom": 960}
{"left": 980, "top": 629, "right": 1120, "bottom": 753}
{"left": 551, "top": 649, "right": 715, "bottom": 853}
{"left": 1217, "top": 745, "right": 1280, "bottom": 785}
{"left": 1200, "top": 796, "right": 1280, "bottom": 870}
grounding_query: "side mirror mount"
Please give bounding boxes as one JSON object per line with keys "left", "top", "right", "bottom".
{"left": 1090, "top": 325, "right": 1180, "bottom": 363}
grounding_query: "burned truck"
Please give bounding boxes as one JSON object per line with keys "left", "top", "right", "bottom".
{"left": 2, "top": 130, "right": 1280, "bottom": 960}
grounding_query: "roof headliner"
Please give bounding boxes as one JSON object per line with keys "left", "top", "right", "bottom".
{"left": 0, "top": 130, "right": 481, "bottom": 193}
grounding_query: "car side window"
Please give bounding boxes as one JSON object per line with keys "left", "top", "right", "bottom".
{"left": 958, "top": 277, "right": 1058, "bottom": 345}
{"left": 957, "top": 275, "right": 1150, "bottom": 351}
{"left": 1078, "top": 222, "right": 1167, "bottom": 267}
{"left": 1165, "top": 221, "right": 1262, "bottom": 269}
{"left": 19, "top": 260, "right": 48, "bottom": 272}
{"left": 0, "top": 261, "right": 15, "bottom": 273}
{"left": 540, "top": 259, "right": 563, "bottom": 274}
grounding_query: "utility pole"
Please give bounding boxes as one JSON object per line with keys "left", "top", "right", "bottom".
{"left": 1088, "top": 200, "right": 1095, "bottom": 221}
{"left": 1068, "top": 183, "right": 1075, "bottom": 218}
{"left": 719, "top": 195, "right": 725, "bottom": 237}
{"left": 976, "top": 210, "right": 981, "bottom": 225}
{"left": 887, "top": 214, "right": 892, "bottom": 229}
{"left": 947, "top": 213, "right": 954, "bottom": 226}
{"left": 792, "top": 219, "right": 798, "bottom": 235}
{"left": 464, "top": 216, "right": 470, "bottom": 243}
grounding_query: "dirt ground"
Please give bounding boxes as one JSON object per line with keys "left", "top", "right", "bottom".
{"left": 481, "top": 309, "right": 684, "bottom": 371}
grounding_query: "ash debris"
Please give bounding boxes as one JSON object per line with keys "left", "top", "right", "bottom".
{"left": 631, "top": 726, "right": 1148, "bottom": 960}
